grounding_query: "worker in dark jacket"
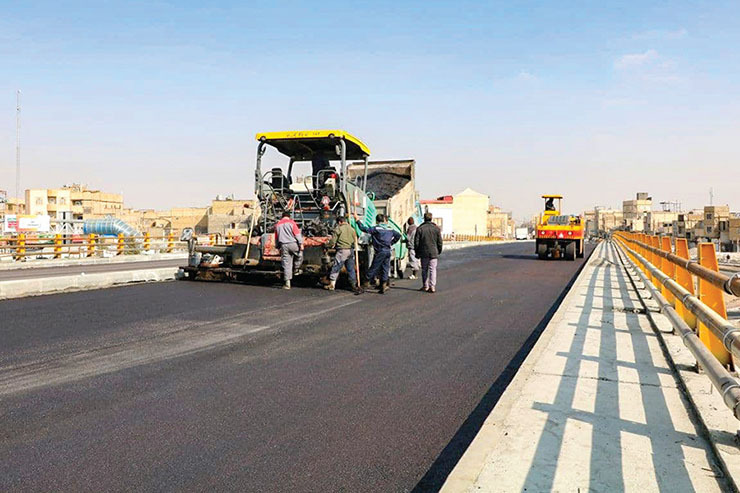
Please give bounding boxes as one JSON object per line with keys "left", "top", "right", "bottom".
{"left": 353, "top": 212, "right": 401, "bottom": 294}
{"left": 414, "top": 212, "right": 443, "bottom": 293}
{"left": 325, "top": 215, "right": 360, "bottom": 293}
{"left": 406, "top": 217, "right": 419, "bottom": 279}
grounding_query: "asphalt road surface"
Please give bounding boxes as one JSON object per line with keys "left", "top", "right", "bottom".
{"left": 0, "top": 259, "right": 183, "bottom": 281}
{"left": 0, "top": 241, "right": 593, "bottom": 492}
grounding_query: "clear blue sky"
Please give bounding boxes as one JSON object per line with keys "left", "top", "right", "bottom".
{"left": 1, "top": 1, "right": 738, "bottom": 220}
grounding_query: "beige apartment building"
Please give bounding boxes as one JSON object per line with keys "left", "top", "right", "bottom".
{"left": 487, "top": 205, "right": 515, "bottom": 238}
{"left": 422, "top": 188, "right": 494, "bottom": 237}
{"left": 644, "top": 210, "right": 679, "bottom": 235}
{"left": 701, "top": 205, "right": 730, "bottom": 240}
{"left": 595, "top": 208, "right": 624, "bottom": 234}
{"left": 622, "top": 192, "right": 652, "bottom": 231}
{"left": 673, "top": 210, "right": 703, "bottom": 239}
{"left": 25, "top": 185, "right": 123, "bottom": 221}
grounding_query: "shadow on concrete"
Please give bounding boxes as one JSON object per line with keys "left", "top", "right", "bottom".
{"left": 411, "top": 249, "right": 594, "bottom": 492}
{"left": 520, "top": 242, "right": 714, "bottom": 491}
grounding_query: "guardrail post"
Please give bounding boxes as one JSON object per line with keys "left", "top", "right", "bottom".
{"left": 167, "top": 232, "right": 175, "bottom": 253}
{"left": 87, "top": 233, "right": 96, "bottom": 257}
{"left": 697, "top": 243, "right": 732, "bottom": 367}
{"left": 650, "top": 235, "right": 660, "bottom": 282}
{"left": 209, "top": 234, "right": 215, "bottom": 246}
{"left": 659, "top": 236, "right": 676, "bottom": 305}
{"left": 14, "top": 234, "right": 26, "bottom": 261}
{"left": 117, "top": 233, "right": 124, "bottom": 255}
{"left": 226, "top": 232, "right": 233, "bottom": 246}
{"left": 54, "top": 234, "right": 62, "bottom": 259}
{"left": 674, "top": 238, "right": 697, "bottom": 329}
{"left": 144, "top": 232, "right": 151, "bottom": 251}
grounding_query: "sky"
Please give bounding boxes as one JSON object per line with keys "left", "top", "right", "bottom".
{"left": 0, "top": 0, "right": 738, "bottom": 221}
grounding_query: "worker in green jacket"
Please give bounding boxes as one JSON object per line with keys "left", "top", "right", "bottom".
{"left": 325, "top": 215, "right": 360, "bottom": 292}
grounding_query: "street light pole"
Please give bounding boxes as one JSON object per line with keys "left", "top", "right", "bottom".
{"left": 15, "top": 90, "right": 21, "bottom": 201}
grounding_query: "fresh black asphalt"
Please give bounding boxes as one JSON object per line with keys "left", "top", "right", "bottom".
{"left": 0, "top": 241, "right": 593, "bottom": 492}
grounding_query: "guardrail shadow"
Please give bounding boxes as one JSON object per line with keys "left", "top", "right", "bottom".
{"left": 521, "top": 242, "right": 715, "bottom": 491}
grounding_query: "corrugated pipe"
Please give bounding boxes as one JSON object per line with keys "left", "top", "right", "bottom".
{"left": 612, "top": 240, "right": 740, "bottom": 420}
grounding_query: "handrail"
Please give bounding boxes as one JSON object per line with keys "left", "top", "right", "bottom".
{"left": 613, "top": 233, "right": 740, "bottom": 359}
{"left": 611, "top": 238, "right": 740, "bottom": 420}
{"left": 619, "top": 234, "right": 740, "bottom": 297}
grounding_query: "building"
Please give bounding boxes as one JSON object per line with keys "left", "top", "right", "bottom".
{"left": 453, "top": 188, "right": 490, "bottom": 236}
{"left": 622, "top": 192, "right": 652, "bottom": 231}
{"left": 421, "top": 188, "right": 492, "bottom": 237}
{"left": 206, "top": 198, "right": 257, "bottom": 235}
{"left": 673, "top": 210, "right": 703, "bottom": 239}
{"left": 487, "top": 205, "right": 515, "bottom": 239}
{"left": 701, "top": 205, "right": 730, "bottom": 240}
{"left": 583, "top": 210, "right": 597, "bottom": 237}
{"left": 729, "top": 217, "right": 740, "bottom": 252}
{"left": 24, "top": 185, "right": 123, "bottom": 222}
{"left": 595, "top": 208, "right": 624, "bottom": 235}
{"left": 63, "top": 184, "right": 123, "bottom": 219}
{"left": 644, "top": 210, "right": 679, "bottom": 235}
{"left": 420, "top": 196, "right": 454, "bottom": 236}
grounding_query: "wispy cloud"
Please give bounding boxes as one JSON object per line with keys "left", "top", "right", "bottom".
{"left": 614, "top": 49, "right": 659, "bottom": 70}
{"left": 515, "top": 71, "right": 538, "bottom": 83}
{"left": 632, "top": 28, "right": 687, "bottom": 40}
{"left": 613, "top": 49, "right": 683, "bottom": 84}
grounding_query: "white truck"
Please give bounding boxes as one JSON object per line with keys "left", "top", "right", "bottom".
{"left": 515, "top": 227, "right": 529, "bottom": 240}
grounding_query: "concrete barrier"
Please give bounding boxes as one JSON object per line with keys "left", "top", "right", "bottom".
{"left": 0, "top": 252, "right": 186, "bottom": 271}
{"left": 0, "top": 267, "right": 178, "bottom": 301}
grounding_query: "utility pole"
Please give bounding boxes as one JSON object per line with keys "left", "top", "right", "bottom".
{"left": 15, "top": 90, "right": 21, "bottom": 201}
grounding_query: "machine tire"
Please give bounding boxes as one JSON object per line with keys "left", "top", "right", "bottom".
{"left": 537, "top": 242, "right": 548, "bottom": 260}
{"left": 576, "top": 240, "right": 584, "bottom": 258}
{"left": 565, "top": 242, "right": 576, "bottom": 261}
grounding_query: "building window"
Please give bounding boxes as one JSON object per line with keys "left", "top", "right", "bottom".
{"left": 59, "top": 197, "right": 66, "bottom": 205}
{"left": 707, "top": 226, "right": 713, "bottom": 233}
{"left": 706, "top": 213, "right": 713, "bottom": 220}
{"left": 35, "top": 197, "right": 43, "bottom": 205}
{"left": 433, "top": 217, "right": 443, "bottom": 229}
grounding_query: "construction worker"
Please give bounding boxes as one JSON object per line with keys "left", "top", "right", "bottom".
{"left": 274, "top": 211, "right": 304, "bottom": 290}
{"left": 406, "top": 217, "right": 419, "bottom": 279}
{"left": 414, "top": 212, "right": 443, "bottom": 293}
{"left": 325, "top": 215, "right": 360, "bottom": 293}
{"left": 353, "top": 212, "right": 401, "bottom": 294}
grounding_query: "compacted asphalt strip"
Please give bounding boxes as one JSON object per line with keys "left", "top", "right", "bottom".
{"left": 0, "top": 240, "right": 593, "bottom": 492}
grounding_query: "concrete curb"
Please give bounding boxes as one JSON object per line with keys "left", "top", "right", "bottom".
{"left": 0, "top": 267, "right": 178, "bottom": 301}
{"left": 440, "top": 241, "right": 603, "bottom": 491}
{"left": 0, "top": 252, "right": 187, "bottom": 271}
{"left": 615, "top": 241, "right": 740, "bottom": 492}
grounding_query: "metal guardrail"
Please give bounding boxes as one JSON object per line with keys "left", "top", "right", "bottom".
{"left": 0, "top": 233, "right": 231, "bottom": 261}
{"left": 442, "top": 234, "right": 505, "bottom": 242}
{"left": 612, "top": 232, "right": 740, "bottom": 420}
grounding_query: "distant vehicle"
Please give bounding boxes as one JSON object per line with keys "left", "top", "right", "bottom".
{"left": 515, "top": 227, "right": 529, "bottom": 240}
{"left": 535, "top": 194, "right": 584, "bottom": 261}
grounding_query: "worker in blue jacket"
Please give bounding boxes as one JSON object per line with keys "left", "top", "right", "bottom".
{"left": 353, "top": 212, "right": 402, "bottom": 294}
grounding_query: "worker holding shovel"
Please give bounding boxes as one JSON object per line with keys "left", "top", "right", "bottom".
{"left": 325, "top": 215, "right": 361, "bottom": 293}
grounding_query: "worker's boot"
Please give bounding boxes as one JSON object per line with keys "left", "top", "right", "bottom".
{"left": 361, "top": 279, "right": 370, "bottom": 289}
{"left": 324, "top": 280, "right": 336, "bottom": 291}
{"left": 283, "top": 280, "right": 291, "bottom": 290}
{"left": 379, "top": 282, "right": 389, "bottom": 294}
{"left": 352, "top": 283, "right": 363, "bottom": 294}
